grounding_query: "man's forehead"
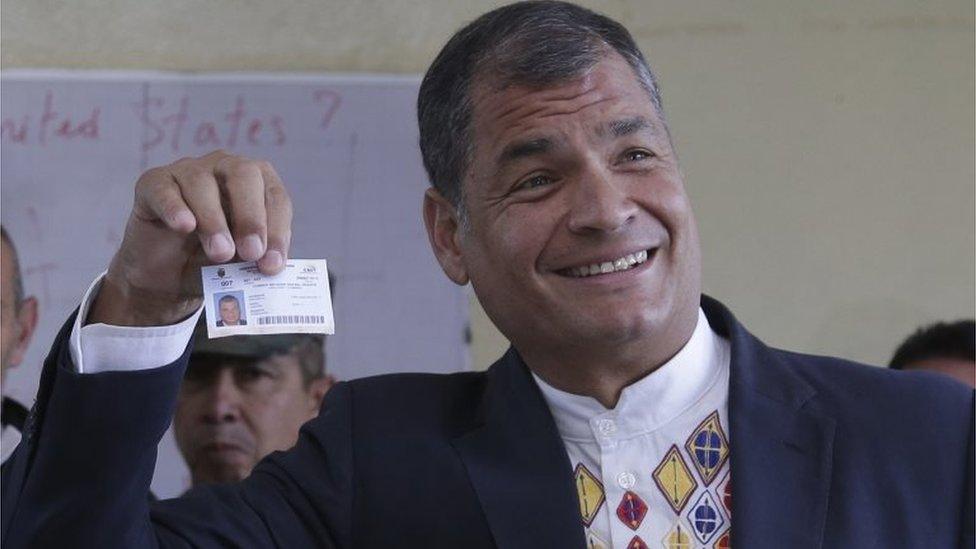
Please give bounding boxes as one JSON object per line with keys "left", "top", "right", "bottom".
{"left": 472, "top": 59, "right": 658, "bottom": 144}
{"left": 190, "top": 353, "right": 259, "bottom": 368}
{"left": 188, "top": 352, "right": 292, "bottom": 372}
{"left": 598, "top": 116, "right": 655, "bottom": 138}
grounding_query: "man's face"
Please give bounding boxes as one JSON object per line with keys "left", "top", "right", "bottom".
{"left": 173, "top": 352, "right": 327, "bottom": 485}
{"left": 0, "top": 239, "right": 37, "bottom": 388}
{"left": 0, "top": 241, "right": 18, "bottom": 382}
{"left": 219, "top": 299, "right": 241, "bottom": 326}
{"left": 431, "top": 53, "right": 701, "bottom": 363}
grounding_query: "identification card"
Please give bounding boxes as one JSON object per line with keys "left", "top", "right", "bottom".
{"left": 201, "top": 259, "right": 335, "bottom": 338}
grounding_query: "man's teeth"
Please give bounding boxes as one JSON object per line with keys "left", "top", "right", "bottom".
{"left": 568, "top": 250, "right": 649, "bottom": 278}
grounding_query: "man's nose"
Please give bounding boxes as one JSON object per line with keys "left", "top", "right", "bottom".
{"left": 566, "top": 165, "right": 639, "bottom": 234}
{"left": 201, "top": 369, "right": 242, "bottom": 424}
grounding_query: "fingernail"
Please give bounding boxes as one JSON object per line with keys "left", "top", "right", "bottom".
{"left": 208, "top": 233, "right": 234, "bottom": 258}
{"left": 261, "top": 250, "right": 283, "bottom": 270}
{"left": 239, "top": 234, "right": 264, "bottom": 260}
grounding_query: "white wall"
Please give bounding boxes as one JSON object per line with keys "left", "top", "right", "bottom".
{"left": 3, "top": 0, "right": 973, "bottom": 371}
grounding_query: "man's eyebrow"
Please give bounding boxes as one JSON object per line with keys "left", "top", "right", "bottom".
{"left": 496, "top": 137, "right": 553, "bottom": 169}
{"left": 604, "top": 116, "right": 654, "bottom": 138}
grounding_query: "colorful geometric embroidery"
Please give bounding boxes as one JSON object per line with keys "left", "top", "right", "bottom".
{"left": 713, "top": 529, "right": 731, "bottom": 548}
{"left": 716, "top": 470, "right": 732, "bottom": 519}
{"left": 652, "top": 445, "right": 698, "bottom": 514}
{"left": 585, "top": 529, "right": 609, "bottom": 549}
{"left": 684, "top": 411, "right": 730, "bottom": 486}
{"left": 662, "top": 520, "right": 693, "bottom": 549}
{"left": 615, "top": 490, "right": 648, "bottom": 530}
{"left": 627, "top": 535, "right": 648, "bottom": 549}
{"left": 686, "top": 491, "right": 726, "bottom": 545}
{"left": 574, "top": 463, "right": 606, "bottom": 527}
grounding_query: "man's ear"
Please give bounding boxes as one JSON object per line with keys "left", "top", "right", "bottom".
{"left": 7, "top": 296, "right": 38, "bottom": 369}
{"left": 423, "top": 188, "right": 469, "bottom": 285}
{"left": 307, "top": 374, "right": 336, "bottom": 413}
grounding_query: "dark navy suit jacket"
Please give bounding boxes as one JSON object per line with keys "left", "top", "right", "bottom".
{"left": 2, "top": 297, "right": 973, "bottom": 547}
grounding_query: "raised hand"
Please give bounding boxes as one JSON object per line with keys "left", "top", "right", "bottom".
{"left": 88, "top": 150, "right": 293, "bottom": 326}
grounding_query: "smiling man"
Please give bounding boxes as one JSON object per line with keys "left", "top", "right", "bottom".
{"left": 2, "top": 2, "right": 973, "bottom": 548}
{"left": 423, "top": 51, "right": 701, "bottom": 410}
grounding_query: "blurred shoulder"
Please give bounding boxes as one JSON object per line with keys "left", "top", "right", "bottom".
{"left": 772, "top": 347, "right": 973, "bottom": 429}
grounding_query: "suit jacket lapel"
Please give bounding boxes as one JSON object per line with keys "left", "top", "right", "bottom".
{"left": 452, "top": 348, "right": 585, "bottom": 549}
{"left": 702, "top": 297, "right": 835, "bottom": 549}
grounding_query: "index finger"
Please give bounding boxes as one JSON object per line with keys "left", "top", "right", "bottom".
{"left": 257, "top": 162, "right": 292, "bottom": 275}
{"left": 215, "top": 156, "right": 268, "bottom": 263}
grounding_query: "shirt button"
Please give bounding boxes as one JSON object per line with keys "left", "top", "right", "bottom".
{"left": 596, "top": 418, "right": 617, "bottom": 436}
{"left": 617, "top": 471, "right": 637, "bottom": 490}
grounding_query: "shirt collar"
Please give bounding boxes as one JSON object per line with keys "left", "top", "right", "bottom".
{"left": 533, "top": 307, "right": 729, "bottom": 442}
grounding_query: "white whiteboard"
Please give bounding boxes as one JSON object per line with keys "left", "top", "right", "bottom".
{"left": 0, "top": 71, "right": 471, "bottom": 497}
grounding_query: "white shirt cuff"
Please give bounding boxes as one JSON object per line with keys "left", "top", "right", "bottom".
{"left": 69, "top": 273, "right": 203, "bottom": 374}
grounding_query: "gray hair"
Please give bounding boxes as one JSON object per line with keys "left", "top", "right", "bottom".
{"left": 0, "top": 225, "right": 25, "bottom": 306}
{"left": 417, "top": 1, "right": 667, "bottom": 220}
{"left": 292, "top": 335, "right": 326, "bottom": 386}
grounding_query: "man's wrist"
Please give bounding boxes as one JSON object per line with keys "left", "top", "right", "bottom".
{"left": 86, "top": 272, "right": 201, "bottom": 327}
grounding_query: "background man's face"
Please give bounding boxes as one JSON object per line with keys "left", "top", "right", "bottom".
{"left": 219, "top": 299, "right": 241, "bottom": 326}
{"left": 455, "top": 53, "right": 701, "bottom": 357}
{"left": 173, "top": 352, "right": 326, "bottom": 485}
{"left": 1, "top": 242, "right": 18, "bottom": 381}
{"left": 0, "top": 239, "right": 37, "bottom": 388}
{"left": 902, "top": 358, "right": 975, "bottom": 388}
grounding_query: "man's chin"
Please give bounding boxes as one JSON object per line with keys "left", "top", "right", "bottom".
{"left": 192, "top": 451, "right": 254, "bottom": 484}
{"left": 569, "top": 290, "right": 674, "bottom": 329}
{"left": 560, "top": 311, "right": 664, "bottom": 348}
{"left": 194, "top": 462, "right": 251, "bottom": 485}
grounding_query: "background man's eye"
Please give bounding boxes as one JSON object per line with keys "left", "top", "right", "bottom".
{"left": 236, "top": 367, "right": 265, "bottom": 383}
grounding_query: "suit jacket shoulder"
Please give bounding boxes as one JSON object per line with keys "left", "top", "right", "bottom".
{"left": 344, "top": 371, "right": 489, "bottom": 436}
{"left": 773, "top": 345, "right": 972, "bottom": 430}
{"left": 702, "top": 295, "right": 974, "bottom": 547}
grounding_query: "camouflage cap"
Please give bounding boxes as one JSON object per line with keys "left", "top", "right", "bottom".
{"left": 190, "top": 314, "right": 324, "bottom": 359}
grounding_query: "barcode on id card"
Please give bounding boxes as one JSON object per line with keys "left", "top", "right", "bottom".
{"left": 257, "top": 315, "right": 328, "bottom": 325}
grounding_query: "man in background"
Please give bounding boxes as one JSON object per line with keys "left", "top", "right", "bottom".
{"left": 175, "top": 317, "right": 335, "bottom": 486}
{"left": 0, "top": 226, "right": 38, "bottom": 465}
{"left": 890, "top": 320, "right": 975, "bottom": 388}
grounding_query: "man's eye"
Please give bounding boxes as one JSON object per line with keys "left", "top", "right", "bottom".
{"left": 236, "top": 367, "right": 266, "bottom": 383}
{"left": 623, "top": 149, "right": 653, "bottom": 162}
{"left": 183, "top": 368, "right": 212, "bottom": 385}
{"left": 516, "top": 174, "right": 553, "bottom": 191}
{"left": 180, "top": 376, "right": 207, "bottom": 391}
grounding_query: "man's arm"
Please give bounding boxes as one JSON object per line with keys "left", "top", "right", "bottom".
{"left": 3, "top": 311, "right": 354, "bottom": 547}
{"left": 2, "top": 272, "right": 200, "bottom": 533}
{"left": 70, "top": 274, "right": 202, "bottom": 375}
{"left": 3, "top": 316, "right": 190, "bottom": 547}
{"left": 1, "top": 152, "right": 358, "bottom": 547}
